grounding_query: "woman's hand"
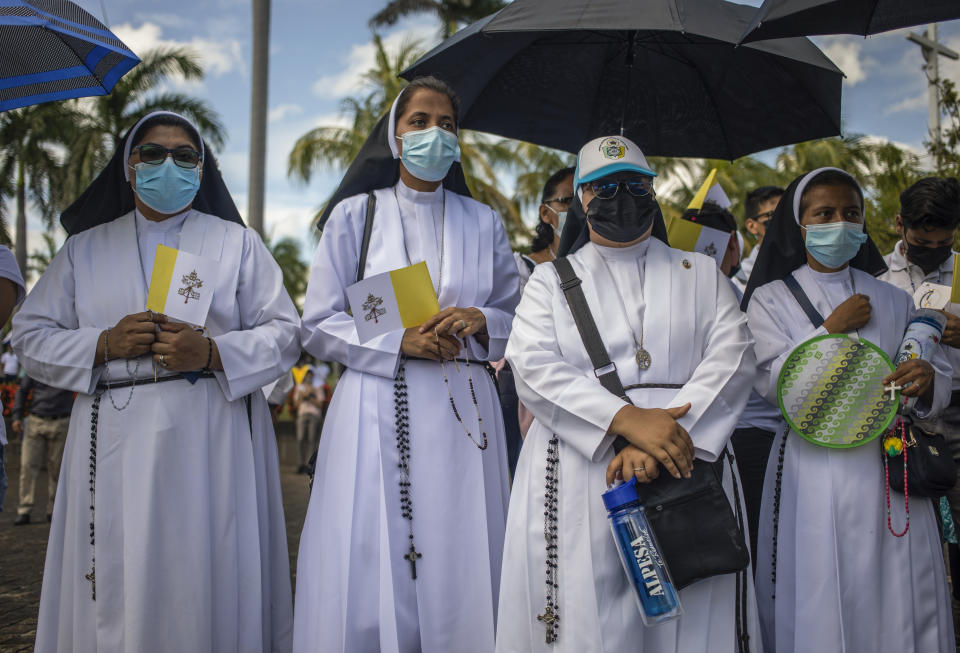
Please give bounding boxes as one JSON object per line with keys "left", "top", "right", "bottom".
{"left": 151, "top": 322, "right": 221, "bottom": 372}
{"left": 420, "top": 307, "right": 487, "bottom": 339}
{"left": 606, "top": 445, "right": 660, "bottom": 485}
{"left": 823, "top": 294, "right": 871, "bottom": 334}
{"left": 938, "top": 310, "right": 960, "bottom": 348}
{"left": 884, "top": 359, "right": 936, "bottom": 403}
{"left": 400, "top": 327, "right": 461, "bottom": 361}
{"left": 96, "top": 311, "right": 162, "bottom": 364}
{"left": 608, "top": 403, "right": 695, "bottom": 479}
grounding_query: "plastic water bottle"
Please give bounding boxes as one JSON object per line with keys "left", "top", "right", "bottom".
{"left": 894, "top": 308, "right": 947, "bottom": 412}
{"left": 602, "top": 477, "right": 682, "bottom": 626}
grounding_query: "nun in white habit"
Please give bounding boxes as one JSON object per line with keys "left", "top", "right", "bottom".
{"left": 294, "top": 77, "right": 521, "bottom": 653}
{"left": 743, "top": 167, "right": 955, "bottom": 653}
{"left": 13, "top": 111, "right": 300, "bottom": 652}
{"left": 496, "top": 135, "right": 759, "bottom": 653}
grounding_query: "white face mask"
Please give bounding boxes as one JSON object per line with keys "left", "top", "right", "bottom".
{"left": 544, "top": 204, "right": 567, "bottom": 238}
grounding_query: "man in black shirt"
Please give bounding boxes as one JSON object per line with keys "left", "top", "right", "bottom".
{"left": 13, "top": 376, "right": 74, "bottom": 525}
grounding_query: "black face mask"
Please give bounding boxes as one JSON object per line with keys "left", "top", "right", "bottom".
{"left": 586, "top": 192, "right": 661, "bottom": 243}
{"left": 905, "top": 241, "right": 952, "bottom": 275}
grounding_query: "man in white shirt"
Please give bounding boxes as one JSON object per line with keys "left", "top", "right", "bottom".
{"left": 879, "top": 176, "right": 960, "bottom": 529}
{"left": 2, "top": 343, "right": 19, "bottom": 382}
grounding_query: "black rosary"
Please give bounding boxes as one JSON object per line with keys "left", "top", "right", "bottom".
{"left": 537, "top": 436, "right": 561, "bottom": 644}
{"left": 85, "top": 395, "right": 101, "bottom": 600}
{"left": 393, "top": 362, "right": 422, "bottom": 579}
{"left": 770, "top": 432, "right": 789, "bottom": 599}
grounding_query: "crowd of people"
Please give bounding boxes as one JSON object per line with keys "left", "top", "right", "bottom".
{"left": 3, "top": 75, "right": 960, "bottom": 653}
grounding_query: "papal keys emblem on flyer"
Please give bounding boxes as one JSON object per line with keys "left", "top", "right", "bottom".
{"left": 600, "top": 137, "right": 627, "bottom": 160}
{"left": 178, "top": 270, "right": 203, "bottom": 304}
{"left": 363, "top": 294, "right": 387, "bottom": 323}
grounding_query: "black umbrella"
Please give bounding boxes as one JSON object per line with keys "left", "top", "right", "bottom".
{"left": 401, "top": 0, "right": 843, "bottom": 159}
{"left": 0, "top": 0, "right": 140, "bottom": 112}
{"left": 741, "top": 0, "right": 960, "bottom": 43}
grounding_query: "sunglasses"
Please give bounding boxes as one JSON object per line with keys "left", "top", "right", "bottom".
{"left": 749, "top": 210, "right": 775, "bottom": 223}
{"left": 544, "top": 196, "right": 573, "bottom": 207}
{"left": 133, "top": 143, "right": 203, "bottom": 169}
{"left": 587, "top": 178, "right": 651, "bottom": 200}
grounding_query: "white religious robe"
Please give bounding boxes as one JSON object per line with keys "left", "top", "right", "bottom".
{"left": 747, "top": 264, "right": 955, "bottom": 653}
{"left": 12, "top": 210, "right": 301, "bottom": 653}
{"left": 497, "top": 237, "right": 760, "bottom": 653}
{"left": 293, "top": 181, "right": 521, "bottom": 653}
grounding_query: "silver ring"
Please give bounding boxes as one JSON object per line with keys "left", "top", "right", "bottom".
{"left": 457, "top": 319, "right": 467, "bottom": 330}
{"left": 633, "top": 466, "right": 645, "bottom": 473}
{"left": 159, "top": 354, "right": 168, "bottom": 367}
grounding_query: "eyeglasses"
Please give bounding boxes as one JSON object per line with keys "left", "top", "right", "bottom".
{"left": 587, "top": 178, "right": 651, "bottom": 200}
{"left": 749, "top": 210, "right": 775, "bottom": 223}
{"left": 544, "top": 196, "right": 573, "bottom": 207}
{"left": 133, "top": 143, "right": 202, "bottom": 169}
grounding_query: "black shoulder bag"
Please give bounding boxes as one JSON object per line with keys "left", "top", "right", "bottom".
{"left": 552, "top": 257, "right": 750, "bottom": 590}
{"left": 306, "top": 192, "right": 377, "bottom": 489}
{"left": 782, "top": 274, "right": 957, "bottom": 498}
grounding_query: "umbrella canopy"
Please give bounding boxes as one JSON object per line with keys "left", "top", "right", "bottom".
{"left": 401, "top": 0, "right": 843, "bottom": 159}
{"left": 0, "top": 0, "right": 140, "bottom": 112}
{"left": 741, "top": 0, "right": 960, "bottom": 42}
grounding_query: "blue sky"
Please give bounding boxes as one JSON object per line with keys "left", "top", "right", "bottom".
{"left": 54, "top": 0, "right": 960, "bottom": 262}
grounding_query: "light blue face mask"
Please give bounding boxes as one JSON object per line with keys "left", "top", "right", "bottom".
{"left": 397, "top": 126, "right": 460, "bottom": 182}
{"left": 133, "top": 158, "right": 201, "bottom": 214}
{"left": 803, "top": 221, "right": 868, "bottom": 269}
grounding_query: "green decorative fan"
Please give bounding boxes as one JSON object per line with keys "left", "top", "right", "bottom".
{"left": 777, "top": 334, "right": 899, "bottom": 449}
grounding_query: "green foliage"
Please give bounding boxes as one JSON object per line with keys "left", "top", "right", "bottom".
{"left": 370, "top": 0, "right": 506, "bottom": 38}
{"left": 268, "top": 236, "right": 309, "bottom": 313}
{"left": 927, "top": 78, "right": 960, "bottom": 178}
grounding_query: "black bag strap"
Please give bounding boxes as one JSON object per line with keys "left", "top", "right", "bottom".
{"left": 356, "top": 191, "right": 376, "bottom": 283}
{"left": 552, "top": 257, "right": 630, "bottom": 453}
{"left": 522, "top": 255, "right": 536, "bottom": 273}
{"left": 783, "top": 273, "right": 824, "bottom": 328}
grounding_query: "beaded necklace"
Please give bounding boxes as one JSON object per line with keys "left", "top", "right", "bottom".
{"left": 537, "top": 436, "right": 560, "bottom": 643}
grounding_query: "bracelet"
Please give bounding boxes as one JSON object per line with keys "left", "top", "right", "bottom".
{"left": 203, "top": 336, "right": 213, "bottom": 372}
{"left": 103, "top": 329, "right": 110, "bottom": 364}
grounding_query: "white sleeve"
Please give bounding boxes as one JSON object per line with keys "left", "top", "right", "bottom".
{"left": 300, "top": 198, "right": 404, "bottom": 379}
{"left": 212, "top": 229, "right": 302, "bottom": 401}
{"left": 0, "top": 246, "right": 25, "bottom": 304}
{"left": 467, "top": 209, "right": 521, "bottom": 361}
{"left": 11, "top": 240, "right": 104, "bottom": 394}
{"left": 506, "top": 265, "right": 629, "bottom": 463}
{"left": 665, "top": 267, "right": 757, "bottom": 462}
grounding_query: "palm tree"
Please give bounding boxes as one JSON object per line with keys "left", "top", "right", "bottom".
{"left": 27, "top": 232, "right": 60, "bottom": 280}
{"left": 0, "top": 103, "right": 81, "bottom": 273}
{"left": 370, "top": 0, "right": 505, "bottom": 38}
{"left": 62, "top": 47, "right": 227, "bottom": 208}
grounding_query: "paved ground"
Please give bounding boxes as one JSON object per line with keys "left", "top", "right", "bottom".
{"left": 0, "top": 421, "right": 309, "bottom": 653}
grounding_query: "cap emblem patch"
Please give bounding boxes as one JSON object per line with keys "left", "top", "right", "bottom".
{"left": 600, "top": 137, "right": 627, "bottom": 160}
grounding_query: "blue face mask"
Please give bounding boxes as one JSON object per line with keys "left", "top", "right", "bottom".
{"left": 132, "top": 159, "right": 201, "bottom": 214}
{"left": 803, "top": 221, "right": 868, "bottom": 269}
{"left": 397, "top": 126, "right": 460, "bottom": 182}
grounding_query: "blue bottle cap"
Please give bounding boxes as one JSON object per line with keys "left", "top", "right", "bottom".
{"left": 602, "top": 476, "right": 640, "bottom": 512}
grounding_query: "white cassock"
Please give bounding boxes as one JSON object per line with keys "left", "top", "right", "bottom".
{"left": 746, "top": 264, "right": 955, "bottom": 653}
{"left": 294, "top": 180, "right": 521, "bottom": 653}
{"left": 497, "top": 237, "right": 759, "bottom": 653}
{"left": 12, "top": 210, "right": 300, "bottom": 653}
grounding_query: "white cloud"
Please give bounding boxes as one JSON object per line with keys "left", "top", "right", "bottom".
{"left": 269, "top": 104, "right": 303, "bottom": 123}
{"left": 113, "top": 22, "right": 245, "bottom": 77}
{"left": 311, "top": 22, "right": 438, "bottom": 99}
{"left": 884, "top": 92, "right": 927, "bottom": 115}
{"left": 819, "top": 37, "right": 874, "bottom": 85}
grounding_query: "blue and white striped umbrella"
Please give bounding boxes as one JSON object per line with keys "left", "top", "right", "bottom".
{"left": 0, "top": 0, "right": 140, "bottom": 112}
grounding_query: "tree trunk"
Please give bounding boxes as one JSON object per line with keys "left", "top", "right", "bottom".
{"left": 247, "top": 0, "right": 270, "bottom": 237}
{"left": 15, "top": 158, "right": 26, "bottom": 277}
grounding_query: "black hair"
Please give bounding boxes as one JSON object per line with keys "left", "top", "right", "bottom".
{"left": 899, "top": 176, "right": 960, "bottom": 232}
{"left": 797, "top": 169, "right": 863, "bottom": 218}
{"left": 530, "top": 220, "right": 554, "bottom": 253}
{"left": 744, "top": 185, "right": 784, "bottom": 221}
{"left": 541, "top": 166, "right": 575, "bottom": 203}
{"left": 394, "top": 76, "right": 460, "bottom": 129}
{"left": 130, "top": 114, "right": 202, "bottom": 152}
{"left": 683, "top": 201, "right": 737, "bottom": 233}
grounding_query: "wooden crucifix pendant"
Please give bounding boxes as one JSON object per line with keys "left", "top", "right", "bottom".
{"left": 537, "top": 606, "right": 558, "bottom": 644}
{"left": 404, "top": 543, "right": 422, "bottom": 580}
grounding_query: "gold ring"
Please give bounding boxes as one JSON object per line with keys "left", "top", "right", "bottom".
{"left": 458, "top": 319, "right": 467, "bottom": 330}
